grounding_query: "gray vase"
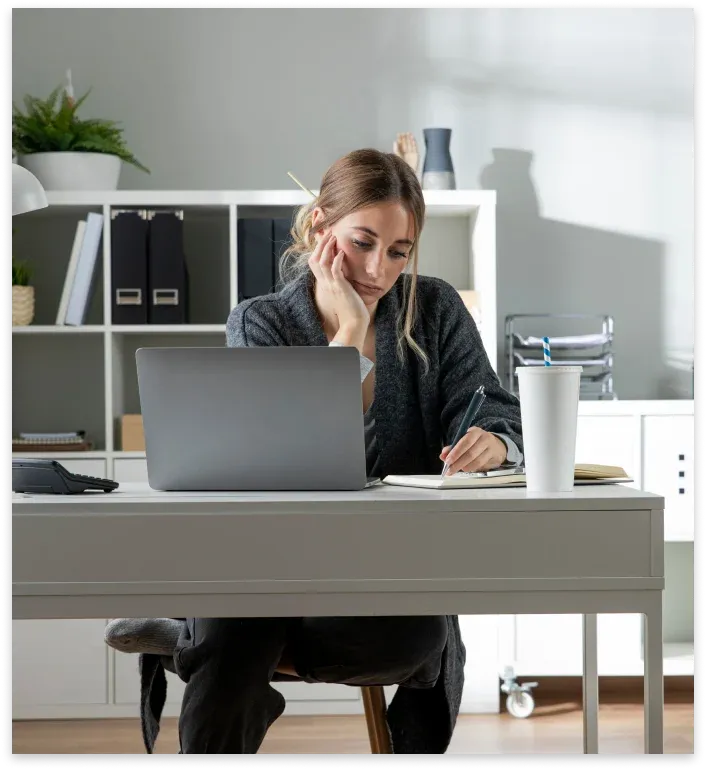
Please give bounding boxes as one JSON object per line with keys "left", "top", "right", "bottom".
{"left": 422, "top": 128, "right": 456, "bottom": 190}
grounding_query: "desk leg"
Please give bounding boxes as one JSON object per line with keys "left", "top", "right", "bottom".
{"left": 582, "top": 613, "right": 599, "bottom": 754}
{"left": 643, "top": 593, "right": 664, "bottom": 754}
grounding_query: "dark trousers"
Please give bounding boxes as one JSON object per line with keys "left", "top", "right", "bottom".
{"left": 174, "top": 616, "right": 448, "bottom": 754}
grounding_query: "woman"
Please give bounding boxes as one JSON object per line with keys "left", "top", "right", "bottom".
{"left": 122, "top": 148, "right": 523, "bottom": 755}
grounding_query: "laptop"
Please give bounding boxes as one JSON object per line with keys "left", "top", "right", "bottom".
{"left": 135, "top": 346, "right": 377, "bottom": 491}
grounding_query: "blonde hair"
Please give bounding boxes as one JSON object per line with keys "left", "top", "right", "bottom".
{"left": 280, "top": 148, "right": 428, "bottom": 372}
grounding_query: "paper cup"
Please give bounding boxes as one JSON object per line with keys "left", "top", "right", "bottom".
{"left": 516, "top": 366, "right": 583, "bottom": 493}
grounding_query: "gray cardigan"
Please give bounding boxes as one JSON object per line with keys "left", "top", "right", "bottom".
{"left": 225, "top": 270, "right": 523, "bottom": 753}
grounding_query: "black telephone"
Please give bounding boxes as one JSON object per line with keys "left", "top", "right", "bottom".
{"left": 12, "top": 459, "right": 119, "bottom": 494}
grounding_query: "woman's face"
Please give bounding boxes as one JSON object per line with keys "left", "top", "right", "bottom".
{"left": 313, "top": 201, "right": 415, "bottom": 306}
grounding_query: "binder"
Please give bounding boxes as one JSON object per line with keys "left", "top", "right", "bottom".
{"left": 273, "top": 217, "right": 294, "bottom": 293}
{"left": 147, "top": 210, "right": 189, "bottom": 324}
{"left": 111, "top": 209, "right": 149, "bottom": 325}
{"left": 237, "top": 218, "right": 275, "bottom": 301}
{"left": 65, "top": 212, "right": 104, "bottom": 326}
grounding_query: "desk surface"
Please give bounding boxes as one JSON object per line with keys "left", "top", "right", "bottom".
{"left": 13, "top": 481, "right": 663, "bottom": 513}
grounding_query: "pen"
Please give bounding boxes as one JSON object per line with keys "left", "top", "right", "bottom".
{"left": 441, "top": 384, "right": 487, "bottom": 478}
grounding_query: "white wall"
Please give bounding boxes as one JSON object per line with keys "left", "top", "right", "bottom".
{"left": 12, "top": 8, "right": 694, "bottom": 399}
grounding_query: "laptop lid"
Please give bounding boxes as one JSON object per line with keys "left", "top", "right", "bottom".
{"left": 135, "top": 346, "right": 368, "bottom": 491}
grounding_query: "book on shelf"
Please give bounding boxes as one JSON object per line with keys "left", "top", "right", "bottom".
{"left": 18, "top": 431, "right": 85, "bottom": 441}
{"left": 64, "top": 212, "right": 104, "bottom": 326}
{"left": 12, "top": 444, "right": 94, "bottom": 453}
{"left": 56, "top": 220, "right": 87, "bottom": 325}
{"left": 12, "top": 430, "right": 93, "bottom": 452}
{"left": 382, "top": 464, "right": 631, "bottom": 490}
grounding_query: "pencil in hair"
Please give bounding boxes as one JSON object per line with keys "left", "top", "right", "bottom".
{"left": 287, "top": 171, "right": 316, "bottom": 199}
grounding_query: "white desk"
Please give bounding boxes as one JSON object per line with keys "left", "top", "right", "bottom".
{"left": 12, "top": 482, "right": 665, "bottom": 754}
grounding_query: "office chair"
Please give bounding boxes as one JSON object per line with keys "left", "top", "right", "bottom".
{"left": 105, "top": 619, "right": 393, "bottom": 753}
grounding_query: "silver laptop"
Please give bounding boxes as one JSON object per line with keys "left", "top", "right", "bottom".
{"left": 135, "top": 346, "right": 376, "bottom": 491}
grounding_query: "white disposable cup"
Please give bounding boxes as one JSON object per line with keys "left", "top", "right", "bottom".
{"left": 515, "top": 365, "right": 583, "bottom": 493}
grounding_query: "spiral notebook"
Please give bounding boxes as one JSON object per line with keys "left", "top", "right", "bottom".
{"left": 382, "top": 464, "right": 632, "bottom": 490}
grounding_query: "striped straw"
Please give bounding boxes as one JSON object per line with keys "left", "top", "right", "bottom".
{"left": 543, "top": 336, "right": 552, "bottom": 366}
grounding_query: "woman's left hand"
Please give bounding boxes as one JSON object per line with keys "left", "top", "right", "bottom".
{"left": 440, "top": 428, "right": 508, "bottom": 475}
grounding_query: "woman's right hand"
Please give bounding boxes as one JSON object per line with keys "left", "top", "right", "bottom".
{"left": 309, "top": 230, "right": 370, "bottom": 340}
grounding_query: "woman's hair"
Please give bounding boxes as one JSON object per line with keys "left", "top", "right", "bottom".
{"left": 280, "top": 148, "right": 428, "bottom": 371}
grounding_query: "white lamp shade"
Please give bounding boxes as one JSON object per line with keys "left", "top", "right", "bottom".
{"left": 12, "top": 164, "right": 48, "bottom": 216}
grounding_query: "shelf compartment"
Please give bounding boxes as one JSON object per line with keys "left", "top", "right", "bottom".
{"left": 108, "top": 207, "right": 230, "bottom": 327}
{"left": 13, "top": 207, "right": 104, "bottom": 326}
{"left": 13, "top": 334, "right": 106, "bottom": 451}
{"left": 109, "top": 332, "right": 226, "bottom": 443}
{"left": 180, "top": 208, "right": 230, "bottom": 324}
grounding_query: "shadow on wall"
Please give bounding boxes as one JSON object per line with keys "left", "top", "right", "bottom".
{"left": 480, "top": 148, "right": 669, "bottom": 401}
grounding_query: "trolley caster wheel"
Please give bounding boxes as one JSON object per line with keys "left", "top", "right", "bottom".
{"left": 506, "top": 690, "right": 535, "bottom": 718}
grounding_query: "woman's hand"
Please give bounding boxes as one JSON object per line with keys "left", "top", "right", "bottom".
{"left": 440, "top": 428, "right": 508, "bottom": 475}
{"left": 309, "top": 230, "right": 370, "bottom": 346}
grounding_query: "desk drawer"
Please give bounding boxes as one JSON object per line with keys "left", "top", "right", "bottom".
{"left": 16, "top": 507, "right": 657, "bottom": 585}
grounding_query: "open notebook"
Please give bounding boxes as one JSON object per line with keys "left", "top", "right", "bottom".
{"left": 382, "top": 464, "right": 632, "bottom": 490}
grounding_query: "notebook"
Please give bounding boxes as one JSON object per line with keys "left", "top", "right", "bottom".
{"left": 11, "top": 431, "right": 93, "bottom": 453}
{"left": 382, "top": 464, "right": 632, "bottom": 490}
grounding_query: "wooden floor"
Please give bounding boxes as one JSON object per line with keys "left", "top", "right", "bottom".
{"left": 13, "top": 702, "right": 693, "bottom": 754}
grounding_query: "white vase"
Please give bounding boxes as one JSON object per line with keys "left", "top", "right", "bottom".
{"left": 19, "top": 152, "right": 122, "bottom": 191}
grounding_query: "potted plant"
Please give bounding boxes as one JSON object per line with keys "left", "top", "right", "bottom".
{"left": 12, "top": 254, "right": 35, "bottom": 326}
{"left": 12, "top": 81, "right": 149, "bottom": 191}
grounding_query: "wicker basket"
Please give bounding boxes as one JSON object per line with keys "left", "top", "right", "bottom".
{"left": 12, "top": 285, "right": 35, "bottom": 326}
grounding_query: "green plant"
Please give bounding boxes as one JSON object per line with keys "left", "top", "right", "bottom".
{"left": 12, "top": 258, "right": 33, "bottom": 286}
{"left": 12, "top": 85, "right": 149, "bottom": 173}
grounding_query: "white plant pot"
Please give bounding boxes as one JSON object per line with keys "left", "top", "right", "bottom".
{"left": 19, "top": 152, "right": 122, "bottom": 191}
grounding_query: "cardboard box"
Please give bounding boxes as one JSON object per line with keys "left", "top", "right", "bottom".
{"left": 121, "top": 414, "right": 145, "bottom": 451}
